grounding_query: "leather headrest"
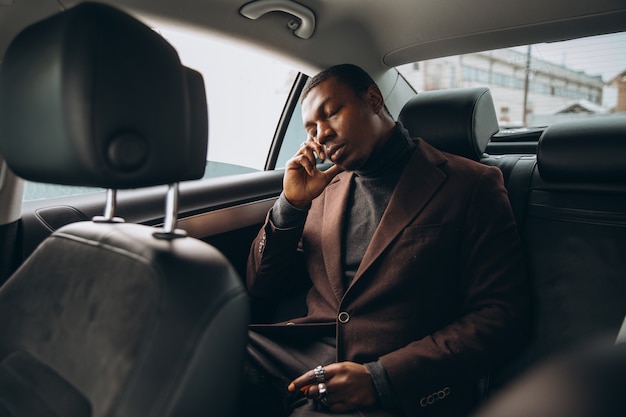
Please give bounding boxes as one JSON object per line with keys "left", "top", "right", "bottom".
{"left": 0, "top": 2, "right": 208, "bottom": 189}
{"left": 537, "top": 117, "right": 626, "bottom": 183}
{"left": 398, "top": 87, "right": 499, "bottom": 161}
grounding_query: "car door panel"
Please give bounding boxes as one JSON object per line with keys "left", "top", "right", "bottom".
{"left": 16, "top": 170, "right": 284, "bottom": 283}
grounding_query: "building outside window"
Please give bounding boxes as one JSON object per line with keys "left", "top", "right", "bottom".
{"left": 397, "top": 33, "right": 625, "bottom": 128}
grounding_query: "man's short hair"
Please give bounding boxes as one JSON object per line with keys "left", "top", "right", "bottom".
{"left": 301, "top": 63, "right": 377, "bottom": 102}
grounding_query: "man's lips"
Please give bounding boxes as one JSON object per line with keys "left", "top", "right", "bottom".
{"left": 326, "top": 144, "right": 345, "bottom": 162}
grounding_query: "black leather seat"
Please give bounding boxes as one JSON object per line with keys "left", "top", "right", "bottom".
{"left": 0, "top": 3, "right": 249, "bottom": 417}
{"left": 473, "top": 341, "right": 626, "bottom": 417}
{"left": 398, "top": 87, "right": 500, "bottom": 161}
{"left": 398, "top": 87, "right": 536, "bottom": 229}
{"left": 483, "top": 116, "right": 626, "bottom": 396}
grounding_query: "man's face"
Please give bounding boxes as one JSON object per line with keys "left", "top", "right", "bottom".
{"left": 301, "top": 77, "right": 385, "bottom": 171}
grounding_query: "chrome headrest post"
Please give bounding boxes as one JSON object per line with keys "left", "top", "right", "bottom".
{"left": 154, "top": 183, "right": 187, "bottom": 239}
{"left": 164, "top": 183, "right": 179, "bottom": 233}
{"left": 93, "top": 189, "right": 124, "bottom": 223}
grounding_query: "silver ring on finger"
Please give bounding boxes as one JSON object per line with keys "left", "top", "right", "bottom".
{"left": 313, "top": 365, "right": 325, "bottom": 383}
{"left": 318, "top": 382, "right": 329, "bottom": 406}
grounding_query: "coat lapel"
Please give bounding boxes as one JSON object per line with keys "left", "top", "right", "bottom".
{"left": 350, "top": 141, "right": 448, "bottom": 286}
{"left": 321, "top": 172, "right": 353, "bottom": 300}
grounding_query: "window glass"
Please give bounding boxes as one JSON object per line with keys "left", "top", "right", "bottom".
{"left": 275, "top": 100, "right": 306, "bottom": 169}
{"left": 22, "top": 184, "right": 105, "bottom": 202}
{"left": 159, "top": 25, "right": 298, "bottom": 172}
{"left": 396, "top": 32, "right": 626, "bottom": 128}
{"left": 22, "top": 23, "right": 299, "bottom": 202}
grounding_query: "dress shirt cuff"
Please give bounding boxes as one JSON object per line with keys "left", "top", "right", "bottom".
{"left": 364, "top": 360, "right": 399, "bottom": 411}
{"left": 270, "top": 192, "right": 310, "bottom": 228}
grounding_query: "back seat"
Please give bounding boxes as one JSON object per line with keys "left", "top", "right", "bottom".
{"left": 481, "top": 154, "right": 535, "bottom": 230}
{"left": 486, "top": 116, "right": 626, "bottom": 391}
{"left": 399, "top": 88, "right": 626, "bottom": 394}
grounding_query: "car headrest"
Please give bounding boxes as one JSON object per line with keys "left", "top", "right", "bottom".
{"left": 537, "top": 117, "right": 626, "bottom": 183}
{"left": 0, "top": 2, "right": 208, "bottom": 189}
{"left": 398, "top": 87, "right": 499, "bottom": 161}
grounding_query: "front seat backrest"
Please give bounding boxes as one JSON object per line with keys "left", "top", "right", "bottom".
{"left": 0, "top": 3, "right": 249, "bottom": 417}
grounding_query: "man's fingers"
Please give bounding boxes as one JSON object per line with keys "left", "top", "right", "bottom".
{"left": 287, "top": 154, "right": 315, "bottom": 177}
{"left": 287, "top": 369, "right": 315, "bottom": 392}
{"left": 288, "top": 365, "right": 334, "bottom": 393}
{"left": 296, "top": 145, "right": 321, "bottom": 175}
{"left": 287, "top": 382, "right": 312, "bottom": 393}
{"left": 323, "top": 164, "right": 343, "bottom": 180}
{"left": 301, "top": 138, "right": 327, "bottom": 161}
{"left": 299, "top": 382, "right": 330, "bottom": 401}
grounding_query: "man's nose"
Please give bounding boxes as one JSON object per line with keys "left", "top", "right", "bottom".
{"left": 316, "top": 122, "right": 333, "bottom": 144}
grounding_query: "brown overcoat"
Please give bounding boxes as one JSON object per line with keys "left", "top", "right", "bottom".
{"left": 247, "top": 138, "right": 529, "bottom": 417}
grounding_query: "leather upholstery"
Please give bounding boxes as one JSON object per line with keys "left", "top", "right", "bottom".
{"left": 0, "top": 350, "right": 91, "bottom": 417}
{"left": 483, "top": 117, "right": 626, "bottom": 398}
{"left": 0, "top": 3, "right": 248, "bottom": 417}
{"left": 475, "top": 342, "right": 626, "bottom": 417}
{"left": 482, "top": 155, "right": 536, "bottom": 229}
{"left": 398, "top": 87, "right": 499, "bottom": 161}
{"left": 0, "top": 222, "right": 248, "bottom": 417}
{"left": 537, "top": 116, "right": 626, "bottom": 183}
{"left": 0, "top": 3, "right": 207, "bottom": 189}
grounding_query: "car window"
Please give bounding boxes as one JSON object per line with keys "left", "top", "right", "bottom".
{"left": 275, "top": 100, "right": 306, "bottom": 169}
{"left": 22, "top": 23, "right": 299, "bottom": 202}
{"left": 396, "top": 32, "right": 626, "bottom": 129}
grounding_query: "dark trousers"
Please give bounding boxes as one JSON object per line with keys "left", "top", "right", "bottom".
{"left": 237, "top": 328, "right": 360, "bottom": 417}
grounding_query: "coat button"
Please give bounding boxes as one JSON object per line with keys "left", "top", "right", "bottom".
{"left": 338, "top": 311, "right": 350, "bottom": 323}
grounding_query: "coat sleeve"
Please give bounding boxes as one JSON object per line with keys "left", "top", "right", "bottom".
{"left": 246, "top": 208, "right": 308, "bottom": 300}
{"left": 379, "top": 167, "right": 530, "bottom": 415}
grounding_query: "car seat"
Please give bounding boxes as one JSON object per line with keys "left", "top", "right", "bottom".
{"left": 398, "top": 87, "right": 499, "bottom": 161}
{"left": 0, "top": 3, "right": 249, "bottom": 417}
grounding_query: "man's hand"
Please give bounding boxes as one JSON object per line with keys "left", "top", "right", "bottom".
{"left": 283, "top": 139, "right": 342, "bottom": 209}
{"left": 288, "top": 362, "right": 378, "bottom": 413}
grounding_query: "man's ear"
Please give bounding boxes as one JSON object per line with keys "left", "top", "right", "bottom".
{"left": 366, "top": 85, "right": 385, "bottom": 114}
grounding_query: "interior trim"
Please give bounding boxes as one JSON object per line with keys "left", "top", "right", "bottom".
{"left": 177, "top": 197, "right": 276, "bottom": 238}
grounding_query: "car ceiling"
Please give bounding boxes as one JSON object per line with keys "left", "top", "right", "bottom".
{"left": 1, "top": 0, "right": 626, "bottom": 78}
